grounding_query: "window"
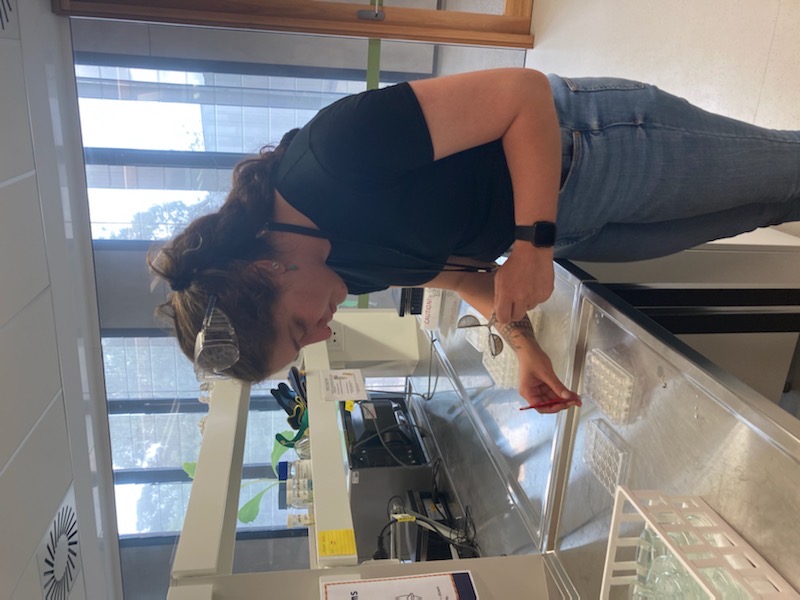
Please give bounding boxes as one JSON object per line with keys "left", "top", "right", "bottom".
{"left": 103, "top": 334, "right": 295, "bottom": 534}
{"left": 76, "top": 56, "right": 372, "bottom": 537}
{"left": 76, "top": 61, "right": 365, "bottom": 241}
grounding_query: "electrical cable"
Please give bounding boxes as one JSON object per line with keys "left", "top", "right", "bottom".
{"left": 462, "top": 505, "right": 481, "bottom": 556}
{"left": 373, "top": 496, "right": 480, "bottom": 560}
{"left": 363, "top": 333, "right": 440, "bottom": 401}
{"left": 403, "top": 510, "right": 479, "bottom": 556}
{"left": 350, "top": 420, "right": 431, "bottom": 469}
{"left": 428, "top": 458, "right": 441, "bottom": 509}
{"left": 374, "top": 423, "right": 424, "bottom": 470}
{"left": 350, "top": 421, "right": 429, "bottom": 452}
{"left": 385, "top": 495, "right": 405, "bottom": 519}
{"left": 372, "top": 518, "right": 394, "bottom": 560}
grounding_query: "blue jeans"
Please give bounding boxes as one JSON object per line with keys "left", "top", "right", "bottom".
{"left": 548, "top": 75, "right": 800, "bottom": 261}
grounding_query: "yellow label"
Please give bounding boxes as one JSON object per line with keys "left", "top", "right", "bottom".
{"left": 318, "top": 529, "right": 357, "bottom": 556}
{"left": 392, "top": 513, "right": 416, "bottom": 523}
{"left": 344, "top": 400, "right": 355, "bottom": 412}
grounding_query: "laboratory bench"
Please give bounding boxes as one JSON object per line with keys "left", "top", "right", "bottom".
{"left": 167, "top": 261, "right": 800, "bottom": 599}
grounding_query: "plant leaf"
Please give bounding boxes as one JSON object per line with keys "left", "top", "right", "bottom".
{"left": 238, "top": 481, "right": 279, "bottom": 523}
{"left": 238, "top": 489, "right": 268, "bottom": 523}
{"left": 271, "top": 430, "right": 296, "bottom": 476}
{"left": 183, "top": 462, "right": 197, "bottom": 479}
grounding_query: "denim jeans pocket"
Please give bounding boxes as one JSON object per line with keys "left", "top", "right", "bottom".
{"left": 562, "top": 77, "right": 646, "bottom": 93}
{"left": 559, "top": 130, "right": 581, "bottom": 193}
{"left": 555, "top": 130, "right": 599, "bottom": 246}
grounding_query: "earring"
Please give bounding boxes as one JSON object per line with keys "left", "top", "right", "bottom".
{"left": 270, "top": 261, "right": 298, "bottom": 273}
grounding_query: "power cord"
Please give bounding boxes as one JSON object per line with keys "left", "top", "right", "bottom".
{"left": 399, "top": 509, "right": 479, "bottom": 557}
{"left": 372, "top": 519, "right": 393, "bottom": 560}
{"left": 351, "top": 420, "right": 432, "bottom": 469}
{"left": 430, "top": 457, "right": 443, "bottom": 505}
{"left": 372, "top": 495, "right": 480, "bottom": 560}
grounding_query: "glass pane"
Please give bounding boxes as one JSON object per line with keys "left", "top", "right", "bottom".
{"left": 102, "top": 336, "right": 196, "bottom": 400}
{"left": 115, "top": 482, "right": 193, "bottom": 535}
{"left": 77, "top": 63, "right": 369, "bottom": 242}
{"left": 102, "top": 334, "right": 303, "bottom": 535}
{"left": 102, "top": 336, "right": 288, "bottom": 401}
{"left": 77, "top": 67, "right": 360, "bottom": 154}
{"left": 85, "top": 165, "right": 230, "bottom": 192}
{"left": 79, "top": 98, "right": 206, "bottom": 151}
{"left": 115, "top": 478, "right": 293, "bottom": 535}
{"left": 108, "top": 413, "right": 203, "bottom": 470}
{"left": 88, "top": 188, "right": 221, "bottom": 240}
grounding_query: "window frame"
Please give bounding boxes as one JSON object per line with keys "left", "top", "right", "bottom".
{"left": 55, "top": 0, "right": 535, "bottom": 49}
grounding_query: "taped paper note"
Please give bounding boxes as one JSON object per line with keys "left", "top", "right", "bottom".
{"left": 318, "top": 369, "right": 368, "bottom": 402}
{"left": 321, "top": 571, "right": 478, "bottom": 600}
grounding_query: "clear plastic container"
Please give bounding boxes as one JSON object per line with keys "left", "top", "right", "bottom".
{"left": 293, "top": 431, "right": 311, "bottom": 459}
{"left": 277, "top": 459, "right": 313, "bottom": 481}
{"left": 289, "top": 459, "right": 313, "bottom": 480}
{"left": 288, "top": 477, "right": 313, "bottom": 496}
{"left": 286, "top": 509, "right": 314, "bottom": 528}
{"left": 629, "top": 526, "right": 706, "bottom": 599}
{"left": 285, "top": 483, "right": 313, "bottom": 508}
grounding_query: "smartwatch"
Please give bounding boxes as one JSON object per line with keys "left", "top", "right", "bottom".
{"left": 515, "top": 221, "right": 557, "bottom": 248}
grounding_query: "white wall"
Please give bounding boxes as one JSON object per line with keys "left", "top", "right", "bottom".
{"left": 0, "top": 1, "right": 121, "bottom": 599}
{"left": 523, "top": 0, "right": 800, "bottom": 402}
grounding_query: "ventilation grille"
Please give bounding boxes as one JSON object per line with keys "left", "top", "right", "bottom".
{"left": 0, "top": 0, "right": 18, "bottom": 39}
{"left": 37, "top": 487, "right": 82, "bottom": 600}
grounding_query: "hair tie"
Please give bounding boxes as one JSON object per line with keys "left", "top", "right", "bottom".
{"left": 170, "top": 273, "right": 194, "bottom": 292}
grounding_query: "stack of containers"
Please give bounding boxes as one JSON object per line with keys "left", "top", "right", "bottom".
{"left": 278, "top": 458, "right": 315, "bottom": 527}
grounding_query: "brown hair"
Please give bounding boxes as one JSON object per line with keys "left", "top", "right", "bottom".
{"left": 148, "top": 129, "right": 299, "bottom": 382}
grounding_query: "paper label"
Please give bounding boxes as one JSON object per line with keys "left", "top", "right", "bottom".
{"left": 317, "top": 528, "right": 357, "bottom": 557}
{"left": 318, "top": 370, "right": 368, "bottom": 402}
{"left": 321, "top": 571, "right": 479, "bottom": 600}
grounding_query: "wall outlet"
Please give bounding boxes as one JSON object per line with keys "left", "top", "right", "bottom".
{"left": 326, "top": 321, "right": 344, "bottom": 351}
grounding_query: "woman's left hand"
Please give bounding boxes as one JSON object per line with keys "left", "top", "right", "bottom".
{"left": 493, "top": 244, "right": 555, "bottom": 322}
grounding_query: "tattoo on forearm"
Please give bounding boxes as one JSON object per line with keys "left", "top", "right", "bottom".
{"left": 499, "top": 317, "right": 535, "bottom": 350}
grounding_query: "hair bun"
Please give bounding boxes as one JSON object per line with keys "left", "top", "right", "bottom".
{"left": 169, "top": 273, "right": 193, "bottom": 292}
{"left": 149, "top": 243, "right": 201, "bottom": 294}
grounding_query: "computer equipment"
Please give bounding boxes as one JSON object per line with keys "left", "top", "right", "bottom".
{"left": 341, "top": 393, "right": 427, "bottom": 468}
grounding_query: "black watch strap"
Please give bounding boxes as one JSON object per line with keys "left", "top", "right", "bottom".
{"left": 515, "top": 221, "right": 557, "bottom": 248}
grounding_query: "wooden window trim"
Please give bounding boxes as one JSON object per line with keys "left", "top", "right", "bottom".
{"left": 53, "top": 0, "right": 534, "bottom": 48}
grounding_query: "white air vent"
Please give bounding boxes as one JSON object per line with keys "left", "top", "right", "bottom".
{"left": 37, "top": 487, "right": 82, "bottom": 600}
{"left": 0, "top": 0, "right": 18, "bottom": 40}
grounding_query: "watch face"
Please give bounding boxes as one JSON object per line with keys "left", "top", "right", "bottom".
{"left": 534, "top": 222, "right": 556, "bottom": 246}
{"left": 515, "top": 222, "right": 557, "bottom": 247}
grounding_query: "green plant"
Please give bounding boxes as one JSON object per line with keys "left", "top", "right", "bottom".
{"left": 181, "top": 427, "right": 297, "bottom": 524}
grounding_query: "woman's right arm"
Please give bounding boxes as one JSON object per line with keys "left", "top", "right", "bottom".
{"left": 422, "top": 269, "right": 580, "bottom": 413}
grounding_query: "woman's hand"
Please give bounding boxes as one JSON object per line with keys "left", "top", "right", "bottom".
{"left": 493, "top": 244, "right": 555, "bottom": 323}
{"left": 516, "top": 345, "right": 581, "bottom": 414}
{"left": 497, "top": 316, "right": 580, "bottom": 414}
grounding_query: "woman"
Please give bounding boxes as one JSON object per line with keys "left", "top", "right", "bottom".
{"left": 150, "top": 68, "right": 800, "bottom": 413}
